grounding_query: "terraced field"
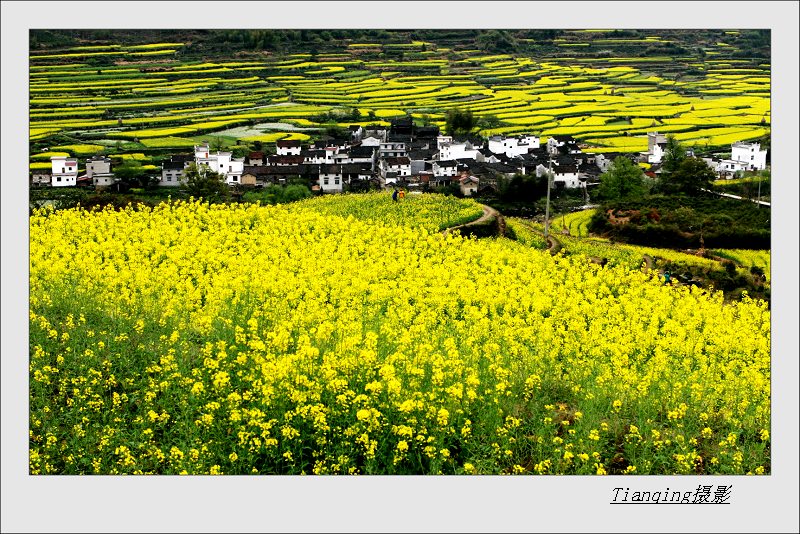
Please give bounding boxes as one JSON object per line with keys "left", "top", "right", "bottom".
{"left": 514, "top": 216, "right": 721, "bottom": 269}
{"left": 29, "top": 30, "right": 769, "bottom": 166}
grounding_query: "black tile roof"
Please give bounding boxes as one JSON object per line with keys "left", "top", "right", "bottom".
{"left": 276, "top": 139, "right": 302, "bottom": 147}
{"left": 414, "top": 126, "right": 440, "bottom": 138}
{"left": 408, "top": 149, "right": 437, "bottom": 160}
{"left": 349, "top": 146, "right": 377, "bottom": 157}
{"left": 384, "top": 157, "right": 410, "bottom": 166}
{"left": 162, "top": 161, "right": 185, "bottom": 170}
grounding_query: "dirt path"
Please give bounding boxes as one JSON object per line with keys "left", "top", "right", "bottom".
{"left": 442, "top": 204, "right": 506, "bottom": 237}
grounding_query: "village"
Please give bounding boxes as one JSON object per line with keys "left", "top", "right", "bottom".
{"left": 31, "top": 116, "right": 768, "bottom": 198}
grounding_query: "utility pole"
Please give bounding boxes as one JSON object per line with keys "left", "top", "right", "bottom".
{"left": 757, "top": 172, "right": 762, "bottom": 207}
{"left": 544, "top": 157, "right": 553, "bottom": 240}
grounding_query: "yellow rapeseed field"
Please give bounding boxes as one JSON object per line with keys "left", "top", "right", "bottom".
{"left": 29, "top": 196, "right": 770, "bottom": 475}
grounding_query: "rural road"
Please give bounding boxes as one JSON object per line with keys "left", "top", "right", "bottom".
{"left": 701, "top": 188, "right": 770, "bottom": 207}
{"left": 442, "top": 204, "right": 504, "bottom": 236}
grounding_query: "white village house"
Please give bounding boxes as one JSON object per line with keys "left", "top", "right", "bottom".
{"left": 86, "top": 155, "right": 115, "bottom": 187}
{"left": 437, "top": 136, "right": 482, "bottom": 161}
{"left": 379, "top": 157, "right": 411, "bottom": 179}
{"left": 487, "top": 134, "right": 540, "bottom": 158}
{"left": 50, "top": 156, "right": 78, "bottom": 187}
{"left": 276, "top": 139, "right": 302, "bottom": 156}
{"left": 318, "top": 164, "right": 344, "bottom": 192}
{"left": 703, "top": 141, "right": 769, "bottom": 178}
{"left": 459, "top": 175, "right": 480, "bottom": 196}
{"left": 379, "top": 141, "right": 407, "bottom": 158}
{"left": 640, "top": 132, "right": 668, "bottom": 164}
{"left": 432, "top": 160, "right": 459, "bottom": 178}
{"left": 194, "top": 143, "right": 245, "bottom": 185}
{"left": 730, "top": 141, "right": 767, "bottom": 171}
{"left": 547, "top": 135, "right": 581, "bottom": 156}
{"left": 536, "top": 163, "right": 582, "bottom": 188}
{"left": 159, "top": 158, "right": 189, "bottom": 186}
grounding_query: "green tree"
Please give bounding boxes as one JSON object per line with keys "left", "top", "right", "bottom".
{"left": 661, "top": 157, "right": 717, "bottom": 195}
{"left": 476, "top": 30, "right": 517, "bottom": 53}
{"left": 479, "top": 114, "right": 501, "bottom": 130}
{"left": 444, "top": 108, "right": 477, "bottom": 137}
{"left": 182, "top": 163, "right": 229, "bottom": 202}
{"left": 210, "top": 136, "right": 225, "bottom": 152}
{"left": 114, "top": 160, "right": 149, "bottom": 188}
{"left": 282, "top": 184, "right": 312, "bottom": 202}
{"left": 230, "top": 146, "right": 249, "bottom": 159}
{"left": 498, "top": 173, "right": 548, "bottom": 203}
{"left": 243, "top": 184, "right": 310, "bottom": 205}
{"left": 661, "top": 135, "right": 686, "bottom": 175}
{"left": 597, "top": 157, "right": 646, "bottom": 201}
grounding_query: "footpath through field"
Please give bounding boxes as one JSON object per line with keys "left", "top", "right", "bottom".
{"left": 701, "top": 188, "right": 770, "bottom": 207}
{"left": 442, "top": 204, "right": 506, "bottom": 237}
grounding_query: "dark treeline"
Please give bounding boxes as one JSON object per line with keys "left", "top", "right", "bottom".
{"left": 30, "top": 29, "right": 770, "bottom": 59}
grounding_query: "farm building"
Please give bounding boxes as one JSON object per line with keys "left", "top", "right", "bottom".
{"left": 640, "top": 132, "right": 668, "bottom": 164}
{"left": 86, "top": 156, "right": 115, "bottom": 187}
{"left": 194, "top": 143, "right": 245, "bottom": 185}
{"left": 536, "top": 162, "right": 583, "bottom": 189}
{"left": 488, "top": 134, "right": 540, "bottom": 158}
{"left": 730, "top": 141, "right": 768, "bottom": 171}
{"left": 276, "top": 139, "right": 302, "bottom": 156}
{"left": 85, "top": 156, "right": 111, "bottom": 179}
{"left": 379, "top": 157, "right": 411, "bottom": 180}
{"left": 247, "top": 152, "right": 265, "bottom": 166}
{"left": 379, "top": 141, "right": 407, "bottom": 158}
{"left": 438, "top": 139, "right": 482, "bottom": 161}
{"left": 547, "top": 135, "right": 581, "bottom": 156}
{"left": 50, "top": 156, "right": 78, "bottom": 187}
{"left": 159, "top": 154, "right": 193, "bottom": 187}
{"left": 432, "top": 160, "right": 459, "bottom": 178}
{"left": 31, "top": 170, "right": 52, "bottom": 187}
{"left": 459, "top": 175, "right": 480, "bottom": 197}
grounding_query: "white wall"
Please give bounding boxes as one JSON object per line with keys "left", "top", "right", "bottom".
{"left": 50, "top": 157, "right": 77, "bottom": 176}
{"left": 225, "top": 159, "right": 244, "bottom": 184}
{"left": 277, "top": 145, "right": 302, "bottom": 156}
{"left": 93, "top": 174, "right": 115, "bottom": 187}
{"left": 194, "top": 144, "right": 210, "bottom": 160}
{"left": 436, "top": 135, "right": 453, "bottom": 150}
{"left": 51, "top": 174, "right": 76, "bottom": 187}
{"left": 439, "top": 143, "right": 479, "bottom": 161}
{"left": 488, "top": 135, "right": 539, "bottom": 157}
{"left": 160, "top": 171, "right": 184, "bottom": 187}
{"left": 390, "top": 164, "right": 410, "bottom": 177}
{"left": 716, "top": 159, "right": 748, "bottom": 174}
{"left": 434, "top": 164, "right": 458, "bottom": 177}
{"left": 319, "top": 173, "right": 343, "bottom": 192}
{"left": 731, "top": 142, "right": 767, "bottom": 170}
{"left": 460, "top": 182, "right": 478, "bottom": 196}
{"left": 554, "top": 172, "right": 580, "bottom": 188}
{"left": 361, "top": 136, "right": 382, "bottom": 147}
{"left": 648, "top": 143, "right": 664, "bottom": 164}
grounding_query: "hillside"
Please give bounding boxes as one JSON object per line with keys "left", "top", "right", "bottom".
{"left": 29, "top": 29, "right": 770, "bottom": 169}
{"left": 29, "top": 195, "right": 770, "bottom": 475}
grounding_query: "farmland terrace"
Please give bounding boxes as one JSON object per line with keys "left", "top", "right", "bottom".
{"left": 29, "top": 29, "right": 769, "bottom": 171}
